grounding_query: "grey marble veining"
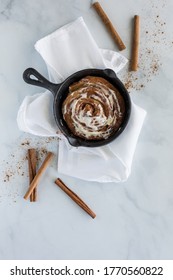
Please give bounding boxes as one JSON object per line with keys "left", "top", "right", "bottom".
{"left": 0, "top": 0, "right": 173, "bottom": 260}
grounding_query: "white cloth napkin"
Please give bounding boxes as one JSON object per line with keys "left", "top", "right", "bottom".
{"left": 17, "top": 17, "right": 146, "bottom": 183}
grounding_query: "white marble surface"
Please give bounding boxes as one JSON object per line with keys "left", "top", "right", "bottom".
{"left": 0, "top": 0, "right": 173, "bottom": 260}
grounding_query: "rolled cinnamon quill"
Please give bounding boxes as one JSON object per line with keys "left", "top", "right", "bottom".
{"left": 131, "top": 15, "right": 140, "bottom": 71}
{"left": 24, "top": 152, "right": 54, "bottom": 200}
{"left": 55, "top": 178, "right": 96, "bottom": 219}
{"left": 93, "top": 1, "right": 126, "bottom": 51}
{"left": 28, "top": 149, "right": 37, "bottom": 202}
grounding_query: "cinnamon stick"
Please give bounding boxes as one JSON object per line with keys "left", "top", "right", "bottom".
{"left": 55, "top": 178, "right": 96, "bottom": 219}
{"left": 93, "top": 1, "right": 126, "bottom": 51}
{"left": 131, "top": 15, "right": 140, "bottom": 71}
{"left": 28, "top": 149, "right": 37, "bottom": 202}
{"left": 24, "top": 152, "right": 54, "bottom": 200}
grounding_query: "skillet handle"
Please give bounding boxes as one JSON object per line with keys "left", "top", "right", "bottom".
{"left": 23, "top": 68, "right": 58, "bottom": 95}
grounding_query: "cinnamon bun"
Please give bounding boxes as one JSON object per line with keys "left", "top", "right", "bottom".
{"left": 62, "top": 76, "right": 125, "bottom": 140}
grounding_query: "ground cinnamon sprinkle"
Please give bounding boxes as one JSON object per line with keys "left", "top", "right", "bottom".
{"left": 3, "top": 171, "right": 14, "bottom": 182}
{"left": 121, "top": 1, "right": 167, "bottom": 92}
{"left": 123, "top": 71, "right": 147, "bottom": 92}
{"left": 2, "top": 136, "right": 58, "bottom": 183}
{"left": 21, "top": 140, "right": 30, "bottom": 146}
{"left": 124, "top": 78, "right": 133, "bottom": 90}
{"left": 1, "top": 135, "right": 58, "bottom": 203}
{"left": 37, "top": 148, "right": 48, "bottom": 161}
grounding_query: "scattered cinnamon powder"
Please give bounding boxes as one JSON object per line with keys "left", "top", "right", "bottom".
{"left": 121, "top": 0, "right": 167, "bottom": 92}
{"left": 21, "top": 140, "right": 30, "bottom": 146}
{"left": 1, "top": 135, "right": 58, "bottom": 203}
{"left": 3, "top": 171, "right": 14, "bottom": 182}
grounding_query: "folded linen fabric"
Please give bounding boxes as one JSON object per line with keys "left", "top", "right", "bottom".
{"left": 17, "top": 17, "right": 146, "bottom": 182}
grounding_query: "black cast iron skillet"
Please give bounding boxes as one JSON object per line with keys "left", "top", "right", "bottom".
{"left": 23, "top": 68, "right": 131, "bottom": 147}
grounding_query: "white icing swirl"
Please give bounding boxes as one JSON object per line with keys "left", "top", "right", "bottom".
{"left": 62, "top": 76, "right": 125, "bottom": 140}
